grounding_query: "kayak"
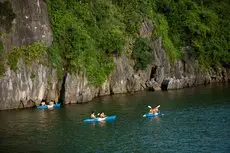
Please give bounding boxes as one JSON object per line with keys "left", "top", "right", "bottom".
{"left": 84, "top": 115, "right": 116, "bottom": 123}
{"left": 37, "top": 103, "right": 61, "bottom": 109}
{"left": 143, "top": 112, "right": 160, "bottom": 117}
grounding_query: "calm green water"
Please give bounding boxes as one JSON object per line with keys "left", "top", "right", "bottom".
{"left": 0, "top": 83, "right": 230, "bottom": 153}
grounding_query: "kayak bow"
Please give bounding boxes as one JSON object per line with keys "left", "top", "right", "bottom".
{"left": 37, "top": 103, "right": 61, "bottom": 109}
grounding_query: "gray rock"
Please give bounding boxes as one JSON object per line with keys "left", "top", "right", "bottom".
{"left": 139, "top": 20, "right": 153, "bottom": 38}
{"left": 64, "top": 72, "right": 99, "bottom": 104}
{"left": 1, "top": 13, "right": 230, "bottom": 110}
{"left": 146, "top": 79, "right": 161, "bottom": 91}
{"left": 99, "top": 79, "right": 111, "bottom": 96}
{"left": 0, "top": 0, "right": 54, "bottom": 110}
{"left": 110, "top": 56, "right": 133, "bottom": 94}
{"left": 0, "top": 62, "right": 58, "bottom": 110}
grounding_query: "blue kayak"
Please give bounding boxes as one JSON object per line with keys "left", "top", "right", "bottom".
{"left": 143, "top": 112, "right": 160, "bottom": 117}
{"left": 37, "top": 103, "right": 61, "bottom": 109}
{"left": 84, "top": 115, "right": 116, "bottom": 123}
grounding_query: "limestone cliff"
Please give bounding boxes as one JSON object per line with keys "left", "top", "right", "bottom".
{"left": 0, "top": 0, "right": 229, "bottom": 110}
{"left": 0, "top": 0, "right": 55, "bottom": 110}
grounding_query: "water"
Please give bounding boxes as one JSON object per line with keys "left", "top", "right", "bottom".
{"left": 0, "top": 83, "right": 230, "bottom": 153}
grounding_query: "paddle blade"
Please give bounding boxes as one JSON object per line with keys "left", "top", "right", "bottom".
{"left": 148, "top": 106, "right": 152, "bottom": 109}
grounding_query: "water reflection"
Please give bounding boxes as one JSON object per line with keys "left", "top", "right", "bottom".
{"left": 148, "top": 116, "right": 161, "bottom": 123}
{"left": 36, "top": 109, "right": 57, "bottom": 131}
{"left": 0, "top": 84, "right": 229, "bottom": 153}
{"left": 90, "top": 121, "right": 107, "bottom": 127}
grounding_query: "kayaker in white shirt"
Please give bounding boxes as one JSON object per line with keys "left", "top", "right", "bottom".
{"left": 98, "top": 112, "right": 106, "bottom": 118}
{"left": 90, "top": 111, "right": 96, "bottom": 118}
{"left": 47, "top": 101, "right": 54, "bottom": 109}
{"left": 41, "top": 102, "right": 46, "bottom": 106}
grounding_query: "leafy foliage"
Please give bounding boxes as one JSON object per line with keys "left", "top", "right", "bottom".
{"left": 7, "top": 42, "right": 47, "bottom": 72}
{"left": 46, "top": 0, "right": 125, "bottom": 86}
{"left": 155, "top": 0, "right": 230, "bottom": 69}
{"left": 153, "top": 13, "right": 180, "bottom": 61}
{"left": 4, "top": 0, "right": 229, "bottom": 81}
{"left": 45, "top": 0, "right": 230, "bottom": 82}
{"left": 132, "top": 37, "right": 153, "bottom": 70}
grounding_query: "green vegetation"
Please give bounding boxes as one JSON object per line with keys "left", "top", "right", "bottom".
{"left": 155, "top": 0, "right": 230, "bottom": 69}
{"left": 46, "top": 0, "right": 124, "bottom": 85}
{"left": 153, "top": 13, "right": 180, "bottom": 62}
{"left": 132, "top": 37, "right": 153, "bottom": 70}
{"left": 45, "top": 0, "right": 230, "bottom": 83}
{"left": 2, "top": 0, "right": 229, "bottom": 81}
{"left": 7, "top": 42, "right": 46, "bottom": 72}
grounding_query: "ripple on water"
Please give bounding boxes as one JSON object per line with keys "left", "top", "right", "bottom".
{"left": 0, "top": 84, "right": 230, "bottom": 153}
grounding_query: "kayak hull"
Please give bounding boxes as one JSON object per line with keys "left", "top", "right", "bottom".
{"left": 37, "top": 103, "right": 61, "bottom": 109}
{"left": 143, "top": 112, "right": 160, "bottom": 117}
{"left": 84, "top": 115, "right": 116, "bottom": 122}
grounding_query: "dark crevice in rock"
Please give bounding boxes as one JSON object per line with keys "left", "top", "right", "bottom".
{"left": 150, "top": 66, "right": 157, "bottom": 80}
{"left": 223, "top": 64, "right": 230, "bottom": 69}
{"left": 58, "top": 72, "right": 67, "bottom": 104}
{"left": 109, "top": 83, "right": 114, "bottom": 95}
{"left": 18, "top": 100, "right": 25, "bottom": 108}
{"left": 161, "top": 80, "right": 169, "bottom": 90}
{"left": 183, "top": 60, "right": 186, "bottom": 73}
{"left": 27, "top": 99, "right": 36, "bottom": 108}
{"left": 0, "top": 1, "right": 16, "bottom": 32}
{"left": 186, "top": 83, "right": 190, "bottom": 87}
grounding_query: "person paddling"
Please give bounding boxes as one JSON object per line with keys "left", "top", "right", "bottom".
{"left": 90, "top": 111, "right": 96, "bottom": 118}
{"left": 149, "top": 105, "right": 160, "bottom": 114}
{"left": 97, "top": 112, "right": 106, "bottom": 118}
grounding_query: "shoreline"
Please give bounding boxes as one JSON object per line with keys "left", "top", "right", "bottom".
{"left": 1, "top": 81, "right": 228, "bottom": 111}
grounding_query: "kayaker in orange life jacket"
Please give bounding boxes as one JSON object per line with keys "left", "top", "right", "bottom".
{"left": 149, "top": 105, "right": 160, "bottom": 114}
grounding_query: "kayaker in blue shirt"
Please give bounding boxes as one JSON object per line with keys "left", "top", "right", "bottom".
{"left": 149, "top": 105, "right": 160, "bottom": 114}
{"left": 90, "top": 111, "right": 96, "bottom": 118}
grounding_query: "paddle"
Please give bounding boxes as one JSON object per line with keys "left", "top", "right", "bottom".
{"left": 148, "top": 105, "right": 160, "bottom": 109}
{"left": 143, "top": 106, "right": 152, "bottom": 117}
{"left": 144, "top": 105, "right": 162, "bottom": 117}
{"left": 147, "top": 105, "right": 160, "bottom": 113}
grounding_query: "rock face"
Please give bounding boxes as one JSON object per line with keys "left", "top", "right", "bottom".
{"left": 64, "top": 72, "right": 99, "bottom": 104}
{"left": 0, "top": 0, "right": 55, "bottom": 110}
{"left": 0, "top": 0, "right": 52, "bottom": 48}
{"left": 0, "top": 2, "right": 229, "bottom": 110}
{"left": 0, "top": 63, "right": 58, "bottom": 110}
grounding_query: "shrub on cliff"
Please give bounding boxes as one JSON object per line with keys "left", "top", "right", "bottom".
{"left": 43, "top": 0, "right": 230, "bottom": 84}
{"left": 7, "top": 42, "right": 47, "bottom": 72}
{"left": 155, "top": 0, "right": 230, "bottom": 68}
{"left": 132, "top": 37, "right": 153, "bottom": 70}
{"left": 46, "top": 0, "right": 124, "bottom": 86}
